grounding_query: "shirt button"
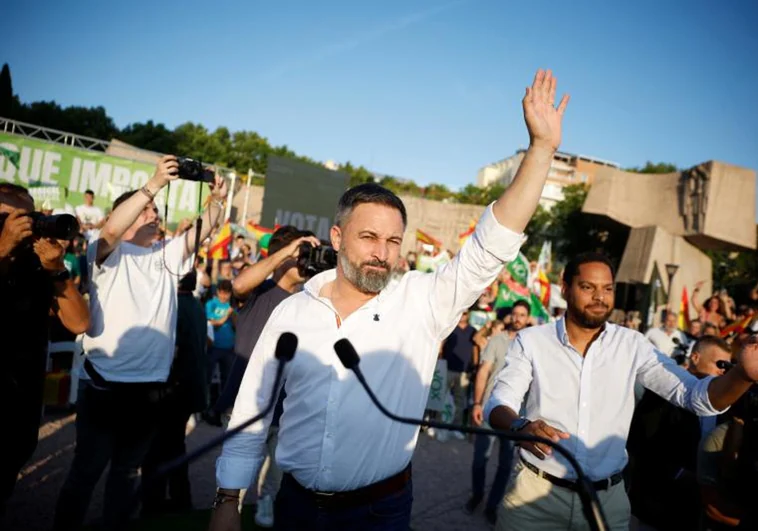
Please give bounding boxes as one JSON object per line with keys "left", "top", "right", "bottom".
{"left": 321, "top": 466, "right": 327, "bottom": 471}
{"left": 326, "top": 432, "right": 332, "bottom": 439}
{"left": 582, "top": 402, "right": 587, "bottom": 407}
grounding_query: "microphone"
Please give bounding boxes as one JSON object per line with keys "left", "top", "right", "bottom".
{"left": 333, "top": 338, "right": 609, "bottom": 531}
{"left": 127, "top": 332, "right": 298, "bottom": 517}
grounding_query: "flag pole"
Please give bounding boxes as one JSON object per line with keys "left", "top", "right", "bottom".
{"left": 241, "top": 168, "right": 252, "bottom": 225}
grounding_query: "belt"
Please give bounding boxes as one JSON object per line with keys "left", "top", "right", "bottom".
{"left": 521, "top": 457, "right": 622, "bottom": 492}
{"left": 282, "top": 464, "right": 412, "bottom": 510}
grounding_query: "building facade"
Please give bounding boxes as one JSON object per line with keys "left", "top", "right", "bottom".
{"left": 476, "top": 150, "right": 620, "bottom": 209}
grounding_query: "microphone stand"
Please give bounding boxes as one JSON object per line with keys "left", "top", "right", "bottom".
{"left": 335, "top": 340, "right": 609, "bottom": 531}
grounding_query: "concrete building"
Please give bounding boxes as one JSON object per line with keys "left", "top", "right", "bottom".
{"left": 476, "top": 149, "right": 620, "bottom": 209}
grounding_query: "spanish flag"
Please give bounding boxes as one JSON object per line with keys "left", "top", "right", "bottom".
{"left": 416, "top": 229, "right": 442, "bottom": 249}
{"left": 246, "top": 222, "right": 275, "bottom": 241}
{"left": 678, "top": 287, "right": 691, "bottom": 330}
{"left": 536, "top": 268, "right": 551, "bottom": 308}
{"left": 209, "top": 222, "right": 232, "bottom": 260}
{"left": 458, "top": 221, "right": 476, "bottom": 248}
{"left": 720, "top": 315, "right": 754, "bottom": 338}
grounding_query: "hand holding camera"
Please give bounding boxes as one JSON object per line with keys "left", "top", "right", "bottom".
{"left": 0, "top": 209, "right": 33, "bottom": 259}
{"left": 32, "top": 237, "right": 66, "bottom": 272}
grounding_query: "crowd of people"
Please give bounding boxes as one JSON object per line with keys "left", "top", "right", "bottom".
{"left": 1, "top": 68, "right": 757, "bottom": 531}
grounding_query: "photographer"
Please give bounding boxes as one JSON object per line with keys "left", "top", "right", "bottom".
{"left": 53, "top": 155, "right": 227, "bottom": 530}
{"left": 210, "top": 226, "right": 318, "bottom": 527}
{"left": 0, "top": 183, "right": 89, "bottom": 513}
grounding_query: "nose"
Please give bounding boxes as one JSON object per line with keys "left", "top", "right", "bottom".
{"left": 372, "top": 241, "right": 390, "bottom": 263}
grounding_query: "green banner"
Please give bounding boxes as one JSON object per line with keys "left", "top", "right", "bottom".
{"left": 0, "top": 133, "right": 207, "bottom": 222}
{"left": 260, "top": 156, "right": 349, "bottom": 241}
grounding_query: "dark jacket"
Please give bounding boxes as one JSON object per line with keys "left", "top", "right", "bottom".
{"left": 171, "top": 292, "right": 209, "bottom": 413}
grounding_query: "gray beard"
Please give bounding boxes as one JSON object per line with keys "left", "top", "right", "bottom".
{"left": 339, "top": 252, "right": 391, "bottom": 294}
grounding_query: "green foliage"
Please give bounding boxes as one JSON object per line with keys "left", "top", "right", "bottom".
{"left": 521, "top": 184, "right": 629, "bottom": 270}
{"left": 624, "top": 161, "right": 678, "bottom": 174}
{"left": 707, "top": 249, "right": 758, "bottom": 291}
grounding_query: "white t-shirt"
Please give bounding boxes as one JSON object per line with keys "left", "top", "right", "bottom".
{"left": 75, "top": 204, "right": 105, "bottom": 239}
{"left": 82, "top": 236, "right": 190, "bottom": 382}
{"left": 75, "top": 204, "right": 105, "bottom": 225}
{"left": 644, "top": 327, "right": 686, "bottom": 356}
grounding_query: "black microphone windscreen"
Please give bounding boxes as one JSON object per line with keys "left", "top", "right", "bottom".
{"left": 334, "top": 338, "right": 360, "bottom": 370}
{"left": 275, "top": 332, "right": 298, "bottom": 362}
{"left": 672, "top": 337, "right": 681, "bottom": 345}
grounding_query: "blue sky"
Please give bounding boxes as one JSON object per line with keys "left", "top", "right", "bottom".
{"left": 3, "top": 0, "right": 758, "bottom": 216}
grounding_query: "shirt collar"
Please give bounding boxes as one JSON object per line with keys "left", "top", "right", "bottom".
{"left": 302, "top": 268, "right": 398, "bottom": 307}
{"left": 556, "top": 315, "right": 611, "bottom": 348}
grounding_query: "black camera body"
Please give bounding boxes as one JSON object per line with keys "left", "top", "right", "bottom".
{"left": 297, "top": 242, "right": 337, "bottom": 278}
{"left": 175, "top": 157, "right": 215, "bottom": 183}
{"left": 0, "top": 212, "right": 80, "bottom": 241}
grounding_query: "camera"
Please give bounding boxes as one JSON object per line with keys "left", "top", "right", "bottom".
{"left": 174, "top": 157, "right": 215, "bottom": 183}
{"left": 0, "top": 212, "right": 80, "bottom": 241}
{"left": 297, "top": 241, "right": 337, "bottom": 278}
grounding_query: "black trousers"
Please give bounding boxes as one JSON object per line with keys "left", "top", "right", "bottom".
{"left": 0, "top": 352, "right": 46, "bottom": 510}
{"left": 53, "top": 381, "right": 163, "bottom": 530}
{"left": 141, "top": 388, "right": 193, "bottom": 514}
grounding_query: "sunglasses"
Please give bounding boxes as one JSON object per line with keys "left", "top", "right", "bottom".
{"left": 716, "top": 360, "right": 734, "bottom": 371}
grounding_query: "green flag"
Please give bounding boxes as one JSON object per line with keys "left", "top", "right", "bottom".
{"left": 529, "top": 292, "right": 550, "bottom": 321}
{"left": 0, "top": 146, "right": 20, "bottom": 169}
{"left": 506, "top": 252, "right": 530, "bottom": 286}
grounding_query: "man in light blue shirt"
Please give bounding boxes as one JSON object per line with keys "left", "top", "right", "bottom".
{"left": 486, "top": 252, "right": 758, "bottom": 531}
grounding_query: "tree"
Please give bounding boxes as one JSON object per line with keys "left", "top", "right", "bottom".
{"left": 118, "top": 120, "right": 177, "bottom": 154}
{"left": 0, "top": 63, "right": 14, "bottom": 118}
{"left": 707, "top": 249, "right": 758, "bottom": 293}
{"left": 625, "top": 161, "right": 678, "bottom": 174}
{"left": 532, "top": 184, "right": 629, "bottom": 270}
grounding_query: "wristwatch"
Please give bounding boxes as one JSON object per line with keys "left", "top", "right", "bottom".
{"left": 48, "top": 268, "right": 71, "bottom": 283}
{"left": 510, "top": 417, "right": 531, "bottom": 432}
{"left": 212, "top": 488, "right": 240, "bottom": 510}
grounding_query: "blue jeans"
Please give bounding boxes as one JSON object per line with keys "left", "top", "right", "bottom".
{"left": 274, "top": 474, "right": 413, "bottom": 531}
{"left": 472, "top": 433, "right": 513, "bottom": 512}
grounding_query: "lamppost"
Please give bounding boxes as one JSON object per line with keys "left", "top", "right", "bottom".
{"left": 665, "top": 263, "right": 679, "bottom": 318}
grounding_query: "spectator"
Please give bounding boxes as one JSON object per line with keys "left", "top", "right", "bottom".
{"left": 74, "top": 189, "right": 105, "bottom": 241}
{"left": 141, "top": 272, "right": 209, "bottom": 515}
{"left": 628, "top": 335, "right": 733, "bottom": 530}
{"left": 53, "top": 156, "right": 227, "bottom": 530}
{"left": 0, "top": 184, "right": 89, "bottom": 514}
{"left": 441, "top": 310, "right": 477, "bottom": 437}
{"left": 205, "top": 279, "right": 236, "bottom": 415}
{"left": 644, "top": 309, "right": 687, "bottom": 356}
{"left": 466, "top": 299, "right": 531, "bottom": 525}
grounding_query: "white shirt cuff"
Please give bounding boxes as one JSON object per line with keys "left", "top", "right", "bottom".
{"left": 476, "top": 203, "right": 527, "bottom": 263}
{"left": 215, "top": 455, "right": 261, "bottom": 490}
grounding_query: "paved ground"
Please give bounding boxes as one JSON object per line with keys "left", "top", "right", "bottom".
{"left": 5, "top": 409, "right": 504, "bottom": 530}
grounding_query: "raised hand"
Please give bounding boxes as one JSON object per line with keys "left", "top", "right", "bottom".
{"left": 522, "top": 69, "right": 570, "bottom": 152}
{"left": 33, "top": 237, "right": 67, "bottom": 271}
{"left": 151, "top": 155, "right": 180, "bottom": 188}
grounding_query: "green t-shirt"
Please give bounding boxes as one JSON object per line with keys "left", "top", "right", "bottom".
{"left": 63, "top": 253, "right": 81, "bottom": 278}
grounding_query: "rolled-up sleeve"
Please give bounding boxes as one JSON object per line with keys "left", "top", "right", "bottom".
{"left": 215, "top": 316, "right": 284, "bottom": 488}
{"left": 635, "top": 337, "right": 726, "bottom": 417}
{"left": 484, "top": 335, "right": 533, "bottom": 422}
{"left": 427, "top": 203, "right": 526, "bottom": 338}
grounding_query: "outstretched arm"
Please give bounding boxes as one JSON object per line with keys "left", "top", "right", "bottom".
{"left": 425, "top": 69, "right": 570, "bottom": 337}
{"left": 493, "top": 69, "right": 570, "bottom": 233}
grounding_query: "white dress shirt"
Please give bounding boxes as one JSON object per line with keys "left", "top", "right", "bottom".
{"left": 484, "top": 317, "right": 724, "bottom": 481}
{"left": 217, "top": 203, "right": 525, "bottom": 491}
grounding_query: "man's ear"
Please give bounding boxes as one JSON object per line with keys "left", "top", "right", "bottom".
{"left": 330, "top": 225, "right": 342, "bottom": 252}
{"left": 561, "top": 281, "right": 569, "bottom": 301}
